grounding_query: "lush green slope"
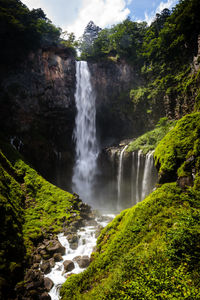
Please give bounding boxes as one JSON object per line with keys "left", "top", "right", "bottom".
{"left": 155, "top": 112, "right": 200, "bottom": 184}
{"left": 127, "top": 117, "right": 176, "bottom": 154}
{"left": 60, "top": 112, "right": 200, "bottom": 299}
{"left": 0, "top": 142, "right": 80, "bottom": 298}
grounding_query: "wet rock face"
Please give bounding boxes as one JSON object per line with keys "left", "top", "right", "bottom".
{"left": 0, "top": 46, "right": 76, "bottom": 184}
{"left": 88, "top": 60, "right": 144, "bottom": 145}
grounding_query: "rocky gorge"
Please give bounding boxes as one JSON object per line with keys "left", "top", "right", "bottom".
{"left": 1, "top": 0, "right": 200, "bottom": 299}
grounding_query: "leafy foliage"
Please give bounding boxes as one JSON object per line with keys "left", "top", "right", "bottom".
{"left": 79, "top": 0, "right": 200, "bottom": 119}
{"left": 80, "top": 18, "right": 147, "bottom": 64}
{"left": 0, "top": 0, "right": 62, "bottom": 65}
{"left": 127, "top": 117, "right": 176, "bottom": 154}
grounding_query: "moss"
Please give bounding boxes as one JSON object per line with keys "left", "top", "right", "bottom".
{"left": 60, "top": 182, "right": 200, "bottom": 299}
{"left": 61, "top": 112, "right": 200, "bottom": 299}
{"left": 0, "top": 156, "right": 25, "bottom": 298}
{"left": 0, "top": 141, "right": 80, "bottom": 297}
{"left": 154, "top": 112, "right": 200, "bottom": 183}
{"left": 127, "top": 117, "right": 176, "bottom": 154}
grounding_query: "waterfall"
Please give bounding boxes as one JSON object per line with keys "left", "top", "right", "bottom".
{"left": 136, "top": 150, "right": 142, "bottom": 203}
{"left": 72, "top": 61, "right": 99, "bottom": 204}
{"left": 117, "top": 145, "right": 128, "bottom": 210}
{"left": 131, "top": 152, "right": 135, "bottom": 204}
{"left": 141, "top": 151, "right": 154, "bottom": 200}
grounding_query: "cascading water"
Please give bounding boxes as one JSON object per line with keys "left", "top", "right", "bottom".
{"left": 72, "top": 61, "right": 99, "bottom": 205}
{"left": 141, "top": 151, "right": 155, "bottom": 199}
{"left": 105, "top": 148, "right": 157, "bottom": 210}
{"left": 136, "top": 150, "right": 142, "bottom": 203}
{"left": 117, "top": 145, "right": 128, "bottom": 210}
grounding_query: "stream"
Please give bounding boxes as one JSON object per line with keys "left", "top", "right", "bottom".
{"left": 46, "top": 214, "right": 115, "bottom": 300}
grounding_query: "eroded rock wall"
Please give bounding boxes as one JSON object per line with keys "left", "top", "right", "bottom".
{"left": 88, "top": 60, "right": 144, "bottom": 147}
{"left": 0, "top": 46, "right": 76, "bottom": 186}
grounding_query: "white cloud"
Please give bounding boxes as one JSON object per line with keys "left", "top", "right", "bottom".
{"left": 66, "top": 0, "right": 130, "bottom": 38}
{"left": 22, "top": 0, "right": 81, "bottom": 27}
{"left": 144, "top": 0, "right": 177, "bottom": 25}
{"left": 127, "top": 0, "right": 133, "bottom": 5}
{"left": 23, "top": 0, "right": 130, "bottom": 38}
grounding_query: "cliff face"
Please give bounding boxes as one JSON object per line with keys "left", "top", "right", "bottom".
{"left": 164, "top": 35, "right": 200, "bottom": 120}
{"left": 88, "top": 60, "right": 145, "bottom": 147}
{"left": 88, "top": 59, "right": 167, "bottom": 148}
{"left": 0, "top": 46, "right": 76, "bottom": 186}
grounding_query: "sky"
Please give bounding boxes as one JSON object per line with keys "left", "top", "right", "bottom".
{"left": 22, "top": 0, "right": 179, "bottom": 38}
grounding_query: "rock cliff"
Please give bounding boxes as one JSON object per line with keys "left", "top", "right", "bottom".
{"left": 88, "top": 59, "right": 145, "bottom": 147}
{"left": 0, "top": 46, "right": 76, "bottom": 187}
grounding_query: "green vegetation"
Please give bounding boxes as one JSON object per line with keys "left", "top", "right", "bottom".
{"left": 60, "top": 111, "right": 200, "bottom": 299}
{"left": 0, "top": 141, "right": 80, "bottom": 296}
{"left": 154, "top": 112, "right": 200, "bottom": 183}
{"left": 127, "top": 117, "right": 176, "bottom": 154}
{"left": 80, "top": 0, "right": 200, "bottom": 119}
{"left": 61, "top": 182, "right": 200, "bottom": 299}
{"left": 0, "top": 151, "right": 25, "bottom": 298}
{"left": 0, "top": 0, "right": 77, "bottom": 65}
{"left": 80, "top": 18, "right": 147, "bottom": 64}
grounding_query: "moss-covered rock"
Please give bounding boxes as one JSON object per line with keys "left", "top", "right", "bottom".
{"left": 154, "top": 112, "right": 200, "bottom": 183}
{"left": 0, "top": 142, "right": 84, "bottom": 299}
{"left": 0, "top": 156, "right": 25, "bottom": 299}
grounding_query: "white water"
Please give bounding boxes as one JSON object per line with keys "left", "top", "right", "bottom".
{"left": 131, "top": 152, "right": 135, "bottom": 205}
{"left": 141, "top": 151, "right": 154, "bottom": 200}
{"left": 136, "top": 150, "right": 142, "bottom": 203}
{"left": 117, "top": 145, "right": 128, "bottom": 210}
{"left": 46, "top": 215, "right": 114, "bottom": 300}
{"left": 72, "top": 61, "right": 99, "bottom": 204}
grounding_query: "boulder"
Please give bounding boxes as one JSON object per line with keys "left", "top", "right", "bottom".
{"left": 48, "top": 257, "right": 55, "bottom": 268}
{"left": 32, "top": 263, "right": 40, "bottom": 269}
{"left": 53, "top": 252, "right": 63, "bottom": 262}
{"left": 39, "top": 292, "right": 51, "bottom": 300}
{"left": 67, "top": 233, "right": 79, "bottom": 250}
{"left": 63, "top": 260, "right": 75, "bottom": 272}
{"left": 40, "top": 261, "right": 51, "bottom": 274}
{"left": 178, "top": 176, "right": 193, "bottom": 189}
{"left": 73, "top": 256, "right": 90, "bottom": 268}
{"left": 33, "top": 254, "right": 42, "bottom": 263}
{"left": 44, "top": 277, "right": 54, "bottom": 292}
{"left": 46, "top": 240, "right": 65, "bottom": 255}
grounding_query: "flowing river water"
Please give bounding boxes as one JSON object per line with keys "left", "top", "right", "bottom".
{"left": 46, "top": 215, "right": 114, "bottom": 299}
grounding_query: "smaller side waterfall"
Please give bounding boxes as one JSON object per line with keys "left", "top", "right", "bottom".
{"left": 117, "top": 145, "right": 128, "bottom": 210}
{"left": 136, "top": 150, "right": 142, "bottom": 203}
{"left": 141, "top": 151, "right": 155, "bottom": 199}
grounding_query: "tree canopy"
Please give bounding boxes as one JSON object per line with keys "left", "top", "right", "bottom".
{"left": 0, "top": 0, "right": 62, "bottom": 65}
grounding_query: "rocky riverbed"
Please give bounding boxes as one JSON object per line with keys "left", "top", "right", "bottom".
{"left": 47, "top": 214, "right": 114, "bottom": 300}
{"left": 15, "top": 197, "right": 114, "bottom": 300}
